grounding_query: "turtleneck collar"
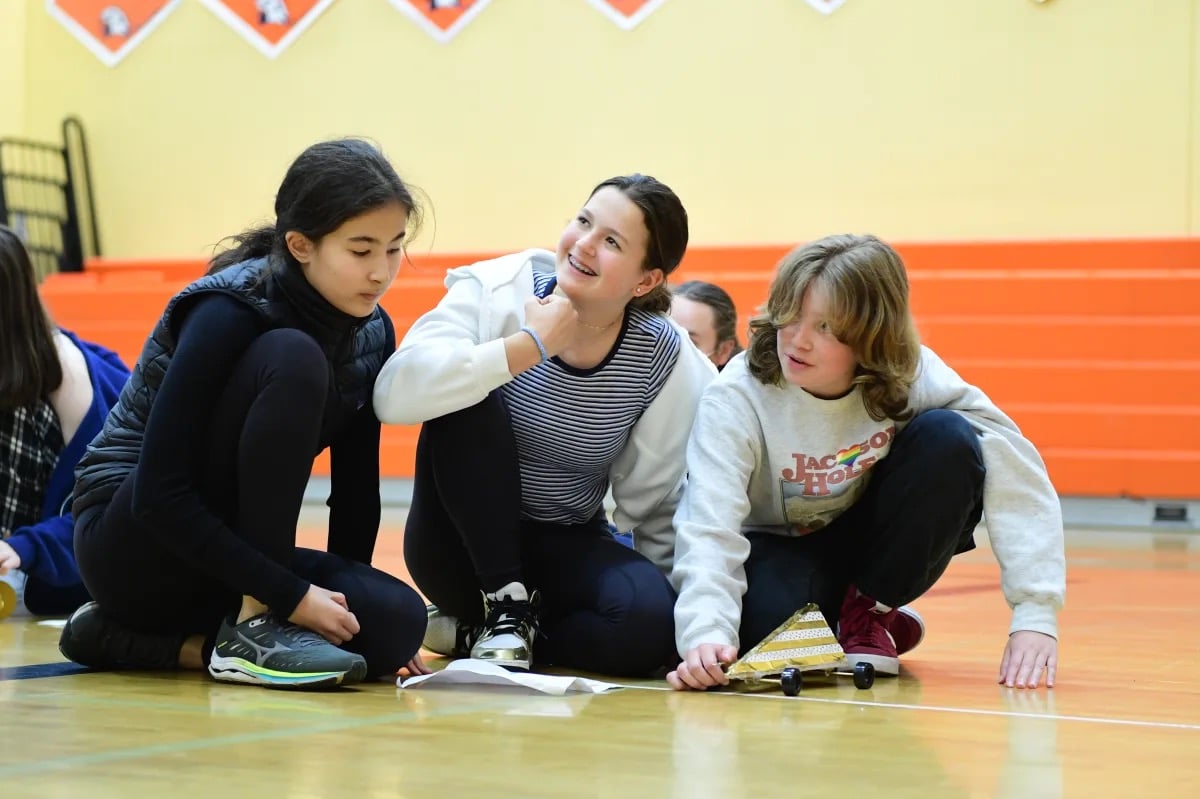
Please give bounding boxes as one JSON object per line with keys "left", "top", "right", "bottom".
{"left": 268, "top": 257, "right": 367, "bottom": 353}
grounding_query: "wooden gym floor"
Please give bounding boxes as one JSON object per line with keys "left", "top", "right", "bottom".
{"left": 2, "top": 507, "right": 1198, "bottom": 798}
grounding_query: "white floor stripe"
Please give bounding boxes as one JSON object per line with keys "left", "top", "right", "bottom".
{"left": 617, "top": 683, "right": 1200, "bottom": 731}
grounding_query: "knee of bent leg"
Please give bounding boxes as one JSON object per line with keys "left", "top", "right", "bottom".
{"left": 363, "top": 583, "right": 428, "bottom": 680}
{"left": 594, "top": 566, "right": 676, "bottom": 673}
{"left": 906, "top": 409, "right": 983, "bottom": 473}
{"left": 251, "top": 329, "right": 329, "bottom": 399}
{"left": 422, "top": 389, "right": 508, "bottom": 443}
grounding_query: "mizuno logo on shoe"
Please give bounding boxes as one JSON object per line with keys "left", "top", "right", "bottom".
{"left": 235, "top": 631, "right": 292, "bottom": 666}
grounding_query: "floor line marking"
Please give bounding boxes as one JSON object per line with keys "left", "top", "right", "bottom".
{"left": 0, "top": 698, "right": 518, "bottom": 777}
{"left": 615, "top": 683, "right": 1200, "bottom": 730}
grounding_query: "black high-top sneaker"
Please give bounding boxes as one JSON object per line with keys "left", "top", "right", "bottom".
{"left": 469, "top": 590, "right": 541, "bottom": 671}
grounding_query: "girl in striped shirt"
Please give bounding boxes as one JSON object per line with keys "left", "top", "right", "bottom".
{"left": 374, "top": 175, "right": 715, "bottom": 675}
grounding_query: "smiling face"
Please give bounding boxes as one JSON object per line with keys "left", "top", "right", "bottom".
{"left": 286, "top": 202, "right": 409, "bottom": 317}
{"left": 775, "top": 280, "right": 859, "bottom": 398}
{"left": 555, "top": 186, "right": 664, "bottom": 312}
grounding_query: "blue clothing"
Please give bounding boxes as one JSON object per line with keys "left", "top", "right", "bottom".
{"left": 7, "top": 330, "right": 129, "bottom": 596}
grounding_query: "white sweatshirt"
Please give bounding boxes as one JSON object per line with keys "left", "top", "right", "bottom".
{"left": 373, "top": 249, "right": 717, "bottom": 571}
{"left": 671, "top": 347, "right": 1065, "bottom": 656}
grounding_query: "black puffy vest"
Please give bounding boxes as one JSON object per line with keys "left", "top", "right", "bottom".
{"left": 73, "top": 257, "right": 389, "bottom": 516}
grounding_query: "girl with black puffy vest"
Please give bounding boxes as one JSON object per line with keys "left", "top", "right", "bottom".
{"left": 60, "top": 139, "right": 429, "bottom": 690}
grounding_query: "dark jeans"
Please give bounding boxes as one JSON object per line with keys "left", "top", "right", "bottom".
{"left": 739, "top": 409, "right": 985, "bottom": 650}
{"left": 75, "top": 329, "right": 425, "bottom": 679}
{"left": 405, "top": 391, "right": 677, "bottom": 677}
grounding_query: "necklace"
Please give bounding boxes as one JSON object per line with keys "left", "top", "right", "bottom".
{"left": 551, "top": 288, "right": 622, "bottom": 333}
{"left": 577, "top": 315, "right": 621, "bottom": 332}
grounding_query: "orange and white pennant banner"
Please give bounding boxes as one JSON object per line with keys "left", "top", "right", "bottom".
{"left": 46, "top": 0, "right": 181, "bottom": 67}
{"left": 387, "top": 0, "right": 494, "bottom": 45}
{"left": 584, "top": 0, "right": 669, "bottom": 30}
{"left": 804, "top": 0, "right": 846, "bottom": 14}
{"left": 196, "top": 0, "right": 336, "bottom": 59}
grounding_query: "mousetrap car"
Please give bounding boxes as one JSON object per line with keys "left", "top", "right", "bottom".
{"left": 724, "top": 604, "right": 875, "bottom": 696}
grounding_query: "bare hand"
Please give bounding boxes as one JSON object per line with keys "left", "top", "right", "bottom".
{"left": 666, "top": 643, "right": 739, "bottom": 691}
{"left": 400, "top": 652, "right": 432, "bottom": 676}
{"left": 289, "top": 585, "right": 361, "bottom": 645}
{"left": 523, "top": 294, "right": 579, "bottom": 356}
{"left": 999, "top": 630, "right": 1057, "bottom": 688}
{"left": 0, "top": 540, "right": 20, "bottom": 576}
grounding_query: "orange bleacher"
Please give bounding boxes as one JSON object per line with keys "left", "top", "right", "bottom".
{"left": 40, "top": 240, "right": 1200, "bottom": 499}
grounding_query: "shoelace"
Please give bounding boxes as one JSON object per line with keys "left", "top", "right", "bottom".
{"left": 456, "top": 620, "right": 479, "bottom": 652}
{"left": 278, "top": 620, "right": 333, "bottom": 648}
{"left": 484, "top": 598, "right": 541, "bottom": 639}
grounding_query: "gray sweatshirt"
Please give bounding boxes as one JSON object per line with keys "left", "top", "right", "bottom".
{"left": 671, "top": 347, "right": 1065, "bottom": 657}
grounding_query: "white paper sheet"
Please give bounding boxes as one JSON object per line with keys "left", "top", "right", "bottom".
{"left": 397, "top": 658, "right": 623, "bottom": 695}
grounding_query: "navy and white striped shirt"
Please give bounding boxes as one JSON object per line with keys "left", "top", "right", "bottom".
{"left": 502, "top": 273, "right": 682, "bottom": 524}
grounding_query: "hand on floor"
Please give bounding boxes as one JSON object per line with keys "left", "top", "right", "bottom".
{"left": 999, "top": 630, "right": 1057, "bottom": 689}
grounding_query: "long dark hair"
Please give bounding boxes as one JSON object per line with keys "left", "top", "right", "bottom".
{"left": 0, "top": 225, "right": 62, "bottom": 411}
{"left": 588, "top": 174, "right": 688, "bottom": 314}
{"left": 208, "top": 138, "right": 422, "bottom": 274}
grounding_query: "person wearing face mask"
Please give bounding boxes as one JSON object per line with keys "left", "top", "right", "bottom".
{"left": 59, "top": 139, "right": 430, "bottom": 690}
{"left": 374, "top": 174, "right": 716, "bottom": 677}
{"left": 671, "top": 281, "right": 744, "bottom": 371}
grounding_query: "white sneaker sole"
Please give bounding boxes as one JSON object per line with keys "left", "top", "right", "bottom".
{"left": 208, "top": 655, "right": 360, "bottom": 689}
{"left": 841, "top": 652, "right": 899, "bottom": 677}
{"left": 893, "top": 605, "right": 926, "bottom": 655}
{"left": 469, "top": 653, "right": 531, "bottom": 672}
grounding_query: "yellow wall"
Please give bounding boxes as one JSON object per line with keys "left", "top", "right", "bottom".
{"left": 0, "top": 1, "right": 27, "bottom": 137}
{"left": 1192, "top": 0, "right": 1200, "bottom": 234}
{"left": 19, "top": 0, "right": 1200, "bottom": 258}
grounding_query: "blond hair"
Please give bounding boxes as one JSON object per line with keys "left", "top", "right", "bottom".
{"left": 747, "top": 234, "right": 920, "bottom": 421}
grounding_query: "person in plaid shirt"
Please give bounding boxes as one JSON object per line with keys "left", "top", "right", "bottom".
{"left": 0, "top": 224, "right": 129, "bottom": 616}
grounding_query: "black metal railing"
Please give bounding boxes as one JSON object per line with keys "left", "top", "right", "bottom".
{"left": 0, "top": 116, "right": 101, "bottom": 279}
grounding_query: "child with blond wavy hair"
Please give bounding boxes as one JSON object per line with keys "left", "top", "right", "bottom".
{"left": 667, "top": 234, "right": 1064, "bottom": 692}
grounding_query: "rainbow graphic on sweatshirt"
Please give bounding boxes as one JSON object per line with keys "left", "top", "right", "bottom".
{"left": 835, "top": 445, "right": 865, "bottom": 467}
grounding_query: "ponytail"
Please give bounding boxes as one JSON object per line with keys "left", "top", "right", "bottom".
{"left": 206, "top": 225, "right": 279, "bottom": 275}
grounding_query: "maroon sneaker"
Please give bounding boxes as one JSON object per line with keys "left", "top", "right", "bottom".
{"left": 888, "top": 605, "right": 925, "bottom": 657}
{"left": 837, "top": 587, "right": 899, "bottom": 676}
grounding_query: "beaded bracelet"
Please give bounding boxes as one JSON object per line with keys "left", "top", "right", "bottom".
{"left": 520, "top": 325, "right": 549, "bottom": 362}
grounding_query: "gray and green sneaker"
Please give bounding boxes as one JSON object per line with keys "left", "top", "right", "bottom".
{"left": 208, "top": 614, "right": 367, "bottom": 689}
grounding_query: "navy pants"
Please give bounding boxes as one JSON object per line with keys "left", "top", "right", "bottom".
{"left": 405, "top": 391, "right": 678, "bottom": 677}
{"left": 739, "top": 409, "right": 986, "bottom": 650}
{"left": 75, "top": 329, "right": 425, "bottom": 679}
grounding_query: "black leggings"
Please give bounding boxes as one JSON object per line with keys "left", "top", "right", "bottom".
{"left": 405, "top": 391, "right": 677, "bottom": 677}
{"left": 74, "top": 329, "right": 425, "bottom": 679}
{"left": 738, "top": 409, "right": 986, "bottom": 650}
